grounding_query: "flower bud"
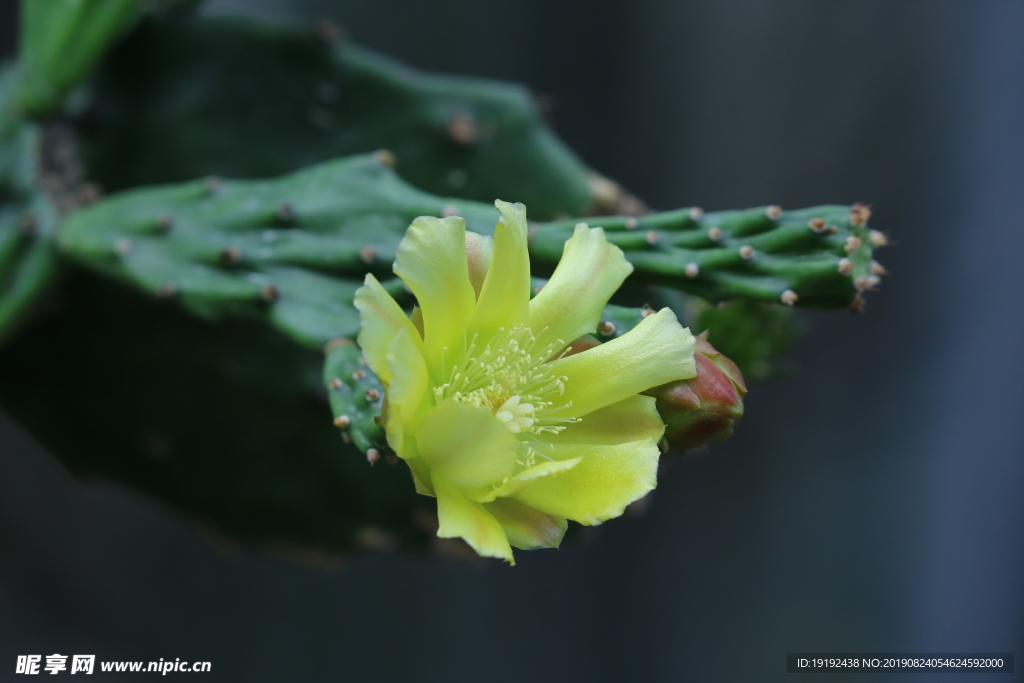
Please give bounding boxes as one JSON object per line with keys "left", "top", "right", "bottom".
{"left": 644, "top": 332, "right": 746, "bottom": 451}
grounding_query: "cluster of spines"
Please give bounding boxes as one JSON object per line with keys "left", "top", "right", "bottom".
{"left": 529, "top": 203, "right": 887, "bottom": 310}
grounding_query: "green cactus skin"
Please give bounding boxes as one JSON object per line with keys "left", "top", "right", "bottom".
{"left": 79, "top": 16, "right": 598, "bottom": 220}
{"left": 58, "top": 154, "right": 502, "bottom": 350}
{"left": 0, "top": 271, "right": 438, "bottom": 558}
{"left": 530, "top": 204, "right": 884, "bottom": 309}
{"left": 323, "top": 340, "right": 388, "bottom": 457}
{"left": 15, "top": 0, "right": 145, "bottom": 117}
{"left": 59, "top": 154, "right": 885, "bottom": 354}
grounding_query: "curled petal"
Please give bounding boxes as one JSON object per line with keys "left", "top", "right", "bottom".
{"left": 549, "top": 307, "right": 696, "bottom": 417}
{"left": 528, "top": 224, "right": 633, "bottom": 352}
{"left": 433, "top": 472, "right": 514, "bottom": 563}
{"left": 485, "top": 497, "right": 568, "bottom": 550}
{"left": 513, "top": 440, "right": 660, "bottom": 526}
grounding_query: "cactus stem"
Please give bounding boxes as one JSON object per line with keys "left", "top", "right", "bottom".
{"left": 645, "top": 230, "right": 659, "bottom": 245}
{"left": 365, "top": 388, "right": 380, "bottom": 402}
{"left": 366, "top": 448, "right": 380, "bottom": 465}
{"left": 689, "top": 207, "right": 704, "bottom": 221}
{"left": 870, "top": 260, "right": 887, "bottom": 276}
{"left": 685, "top": 262, "right": 700, "bottom": 278}
{"left": 352, "top": 368, "right": 367, "bottom": 381}
{"left": 766, "top": 205, "right": 782, "bottom": 220}
{"left": 113, "top": 238, "right": 131, "bottom": 256}
{"left": 359, "top": 245, "right": 377, "bottom": 264}
{"left": 868, "top": 230, "right": 888, "bottom": 247}
{"left": 157, "top": 214, "right": 173, "bottom": 232}
{"left": 837, "top": 258, "right": 854, "bottom": 275}
{"left": 328, "top": 377, "right": 343, "bottom": 390}
{"left": 333, "top": 414, "right": 351, "bottom": 428}
{"left": 739, "top": 245, "right": 755, "bottom": 260}
{"left": 219, "top": 247, "right": 242, "bottom": 263}
{"left": 707, "top": 226, "right": 724, "bottom": 241}
{"left": 625, "top": 217, "right": 639, "bottom": 230}
{"left": 442, "top": 204, "right": 460, "bottom": 217}
{"left": 358, "top": 355, "right": 367, "bottom": 366}
{"left": 597, "top": 320, "right": 616, "bottom": 336}
{"left": 260, "top": 285, "right": 279, "bottom": 302}
{"left": 844, "top": 236, "right": 863, "bottom": 254}
{"left": 780, "top": 289, "right": 798, "bottom": 306}
{"left": 373, "top": 149, "right": 396, "bottom": 168}
{"left": 447, "top": 113, "right": 480, "bottom": 144}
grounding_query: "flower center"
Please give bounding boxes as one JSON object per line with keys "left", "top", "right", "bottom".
{"left": 434, "top": 326, "right": 578, "bottom": 436}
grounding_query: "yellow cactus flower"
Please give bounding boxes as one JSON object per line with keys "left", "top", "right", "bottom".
{"left": 354, "top": 201, "right": 697, "bottom": 563}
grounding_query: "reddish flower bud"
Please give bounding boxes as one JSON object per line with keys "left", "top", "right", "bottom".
{"left": 644, "top": 332, "right": 747, "bottom": 451}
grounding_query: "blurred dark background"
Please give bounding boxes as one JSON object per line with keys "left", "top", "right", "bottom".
{"left": 1, "top": 1, "right": 1022, "bottom": 681}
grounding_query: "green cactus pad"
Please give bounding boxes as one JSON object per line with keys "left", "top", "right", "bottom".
{"left": 79, "top": 16, "right": 596, "bottom": 220}
{"left": 530, "top": 205, "right": 884, "bottom": 309}
{"left": 59, "top": 154, "right": 502, "bottom": 349}
{"left": 0, "top": 271, "right": 436, "bottom": 557}
{"left": 60, "top": 154, "right": 884, "bottom": 353}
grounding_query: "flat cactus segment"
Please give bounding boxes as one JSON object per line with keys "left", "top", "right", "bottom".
{"left": 529, "top": 204, "right": 885, "bottom": 309}
{"left": 16, "top": 0, "right": 144, "bottom": 117}
{"left": 59, "top": 154, "right": 501, "bottom": 349}
{"left": 80, "top": 16, "right": 595, "bottom": 219}
{"left": 0, "top": 272, "right": 434, "bottom": 557}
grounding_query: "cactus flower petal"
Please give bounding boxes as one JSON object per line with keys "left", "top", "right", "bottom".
{"left": 550, "top": 308, "right": 697, "bottom": 417}
{"left": 354, "top": 273, "right": 422, "bottom": 383}
{"left": 355, "top": 201, "right": 698, "bottom": 563}
{"left": 417, "top": 400, "right": 521, "bottom": 489}
{"left": 528, "top": 223, "right": 634, "bottom": 352}
{"left": 469, "top": 200, "right": 531, "bottom": 339}
{"left": 484, "top": 498, "right": 567, "bottom": 551}
{"left": 433, "top": 472, "right": 514, "bottom": 563}
{"left": 546, "top": 394, "right": 666, "bottom": 446}
{"left": 393, "top": 215, "right": 476, "bottom": 376}
{"left": 512, "top": 440, "right": 661, "bottom": 526}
